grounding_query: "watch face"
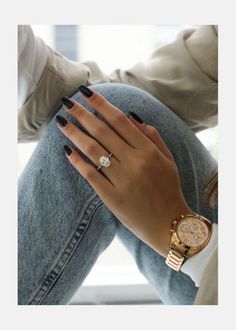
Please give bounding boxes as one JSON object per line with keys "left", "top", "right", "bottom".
{"left": 176, "top": 216, "right": 209, "bottom": 247}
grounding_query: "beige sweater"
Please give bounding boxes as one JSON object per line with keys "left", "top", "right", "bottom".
{"left": 18, "top": 25, "right": 218, "bottom": 304}
{"left": 18, "top": 25, "right": 218, "bottom": 142}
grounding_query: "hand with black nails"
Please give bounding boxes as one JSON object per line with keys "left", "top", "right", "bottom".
{"left": 56, "top": 85, "right": 192, "bottom": 257}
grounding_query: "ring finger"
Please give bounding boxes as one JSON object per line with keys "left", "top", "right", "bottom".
{"left": 56, "top": 115, "right": 120, "bottom": 183}
{"left": 61, "top": 96, "right": 131, "bottom": 161}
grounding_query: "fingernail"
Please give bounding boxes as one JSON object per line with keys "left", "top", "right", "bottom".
{"left": 79, "top": 85, "right": 93, "bottom": 98}
{"left": 56, "top": 115, "right": 67, "bottom": 127}
{"left": 61, "top": 96, "right": 74, "bottom": 109}
{"left": 64, "top": 145, "right": 72, "bottom": 156}
{"left": 128, "top": 111, "right": 144, "bottom": 124}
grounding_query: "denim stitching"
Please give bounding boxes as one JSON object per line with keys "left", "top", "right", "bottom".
{"left": 29, "top": 195, "right": 103, "bottom": 305}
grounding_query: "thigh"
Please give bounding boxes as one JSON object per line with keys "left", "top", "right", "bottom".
{"left": 83, "top": 83, "right": 217, "bottom": 304}
{"left": 18, "top": 92, "right": 118, "bottom": 304}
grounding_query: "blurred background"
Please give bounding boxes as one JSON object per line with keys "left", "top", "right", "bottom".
{"left": 18, "top": 25, "right": 218, "bottom": 304}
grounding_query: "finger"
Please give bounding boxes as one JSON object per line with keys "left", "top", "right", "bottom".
{"left": 129, "top": 116, "right": 174, "bottom": 161}
{"left": 61, "top": 96, "right": 131, "bottom": 161}
{"left": 56, "top": 115, "right": 120, "bottom": 182}
{"left": 78, "top": 85, "right": 151, "bottom": 149}
{"left": 65, "top": 145, "right": 118, "bottom": 208}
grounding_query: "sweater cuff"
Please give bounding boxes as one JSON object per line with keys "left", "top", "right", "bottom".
{"left": 181, "top": 223, "right": 218, "bottom": 287}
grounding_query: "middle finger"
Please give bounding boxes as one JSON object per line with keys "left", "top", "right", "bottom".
{"left": 56, "top": 115, "right": 120, "bottom": 182}
{"left": 61, "top": 97, "right": 131, "bottom": 161}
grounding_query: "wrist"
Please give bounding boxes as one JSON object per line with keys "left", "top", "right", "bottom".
{"left": 149, "top": 201, "right": 193, "bottom": 258}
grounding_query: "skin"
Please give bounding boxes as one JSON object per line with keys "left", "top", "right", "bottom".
{"left": 56, "top": 88, "right": 193, "bottom": 258}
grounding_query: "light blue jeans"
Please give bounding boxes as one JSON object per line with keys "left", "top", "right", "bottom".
{"left": 18, "top": 83, "right": 218, "bottom": 305}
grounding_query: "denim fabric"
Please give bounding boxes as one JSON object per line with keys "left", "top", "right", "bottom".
{"left": 18, "top": 83, "right": 218, "bottom": 305}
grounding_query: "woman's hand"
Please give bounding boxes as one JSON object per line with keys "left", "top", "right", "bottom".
{"left": 56, "top": 85, "right": 192, "bottom": 257}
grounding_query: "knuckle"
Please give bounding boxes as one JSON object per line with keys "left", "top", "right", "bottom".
{"left": 92, "top": 93, "right": 107, "bottom": 107}
{"left": 73, "top": 156, "right": 80, "bottom": 169}
{"left": 148, "top": 125, "right": 157, "bottom": 136}
{"left": 85, "top": 143, "right": 97, "bottom": 156}
{"left": 93, "top": 124, "right": 104, "bottom": 137}
{"left": 112, "top": 112, "right": 126, "bottom": 125}
{"left": 137, "top": 158, "right": 149, "bottom": 172}
{"left": 73, "top": 104, "right": 84, "bottom": 118}
{"left": 146, "top": 142, "right": 157, "bottom": 155}
{"left": 84, "top": 168, "right": 96, "bottom": 181}
{"left": 135, "top": 149, "right": 156, "bottom": 173}
{"left": 63, "top": 123, "right": 74, "bottom": 135}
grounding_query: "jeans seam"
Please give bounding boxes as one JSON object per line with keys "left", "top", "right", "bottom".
{"left": 28, "top": 194, "right": 103, "bottom": 305}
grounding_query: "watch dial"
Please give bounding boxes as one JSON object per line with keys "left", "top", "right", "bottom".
{"left": 176, "top": 216, "right": 209, "bottom": 247}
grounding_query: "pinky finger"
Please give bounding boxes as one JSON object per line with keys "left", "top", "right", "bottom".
{"left": 63, "top": 145, "right": 116, "bottom": 205}
{"left": 129, "top": 117, "right": 174, "bottom": 161}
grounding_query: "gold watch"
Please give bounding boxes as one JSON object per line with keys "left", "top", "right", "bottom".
{"left": 165, "top": 213, "right": 213, "bottom": 271}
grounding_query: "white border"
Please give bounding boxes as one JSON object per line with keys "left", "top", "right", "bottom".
{"left": 1, "top": 0, "right": 235, "bottom": 329}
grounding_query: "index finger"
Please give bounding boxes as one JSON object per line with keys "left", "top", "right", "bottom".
{"left": 78, "top": 85, "right": 150, "bottom": 149}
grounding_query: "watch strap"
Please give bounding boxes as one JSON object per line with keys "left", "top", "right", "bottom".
{"left": 165, "top": 248, "right": 186, "bottom": 271}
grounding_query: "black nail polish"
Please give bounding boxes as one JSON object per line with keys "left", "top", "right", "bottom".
{"left": 64, "top": 145, "right": 72, "bottom": 156}
{"left": 61, "top": 96, "right": 74, "bottom": 109}
{"left": 56, "top": 115, "right": 67, "bottom": 127}
{"left": 79, "top": 85, "right": 93, "bottom": 98}
{"left": 128, "top": 111, "right": 144, "bottom": 124}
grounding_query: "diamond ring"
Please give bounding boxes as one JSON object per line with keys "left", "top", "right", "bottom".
{"left": 97, "top": 153, "right": 113, "bottom": 171}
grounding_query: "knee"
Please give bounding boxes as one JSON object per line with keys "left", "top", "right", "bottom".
{"left": 90, "top": 82, "right": 145, "bottom": 97}
{"left": 74, "top": 82, "right": 165, "bottom": 119}
{"left": 89, "top": 82, "right": 156, "bottom": 105}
